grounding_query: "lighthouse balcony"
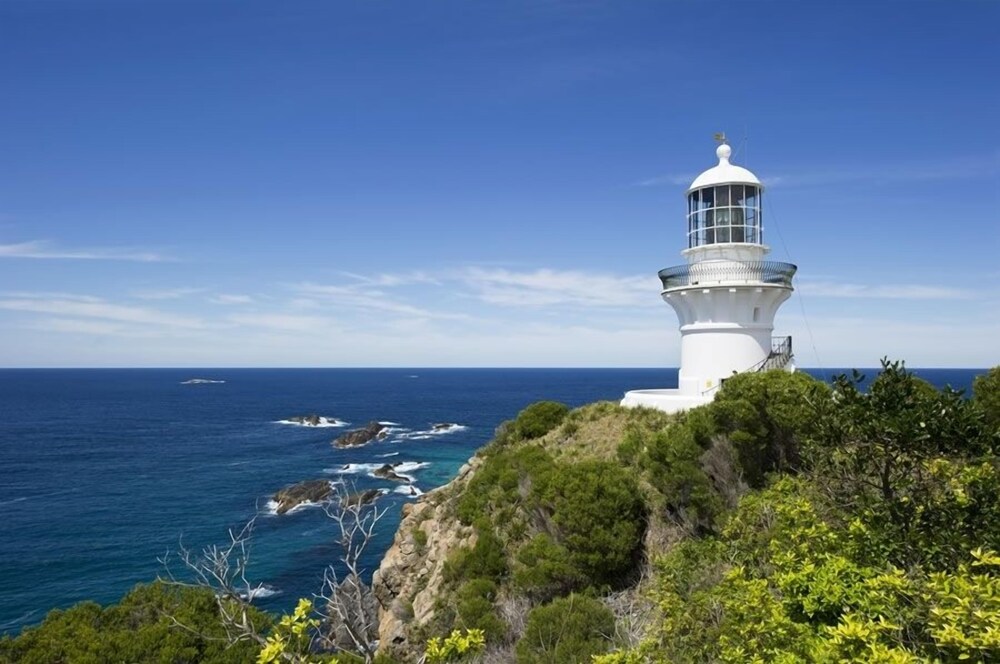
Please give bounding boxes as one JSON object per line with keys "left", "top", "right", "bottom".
{"left": 658, "top": 260, "right": 797, "bottom": 291}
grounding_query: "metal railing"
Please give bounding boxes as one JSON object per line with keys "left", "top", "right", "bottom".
{"left": 658, "top": 261, "right": 797, "bottom": 290}
{"left": 753, "top": 336, "right": 793, "bottom": 373}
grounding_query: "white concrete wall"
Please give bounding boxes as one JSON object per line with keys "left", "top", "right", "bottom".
{"left": 663, "top": 284, "right": 792, "bottom": 395}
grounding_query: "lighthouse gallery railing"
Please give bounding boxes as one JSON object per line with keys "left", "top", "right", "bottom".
{"left": 658, "top": 261, "right": 797, "bottom": 290}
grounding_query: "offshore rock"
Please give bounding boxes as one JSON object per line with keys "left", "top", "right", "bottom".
{"left": 271, "top": 479, "right": 332, "bottom": 515}
{"left": 289, "top": 414, "right": 323, "bottom": 426}
{"left": 373, "top": 463, "right": 410, "bottom": 482}
{"left": 344, "top": 488, "right": 384, "bottom": 508}
{"left": 333, "top": 421, "right": 388, "bottom": 448}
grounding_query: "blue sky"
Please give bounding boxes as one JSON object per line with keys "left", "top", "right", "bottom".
{"left": 1, "top": 0, "right": 997, "bottom": 368}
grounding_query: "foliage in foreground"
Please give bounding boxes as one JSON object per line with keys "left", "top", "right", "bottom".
{"left": 0, "top": 582, "right": 270, "bottom": 664}
{"left": 603, "top": 360, "right": 1000, "bottom": 663}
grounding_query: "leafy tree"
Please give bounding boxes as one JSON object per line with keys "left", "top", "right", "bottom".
{"left": 809, "top": 359, "right": 997, "bottom": 568}
{"left": 515, "top": 594, "right": 614, "bottom": 664}
{"left": 711, "top": 369, "right": 829, "bottom": 487}
{"left": 974, "top": 366, "right": 1000, "bottom": 429}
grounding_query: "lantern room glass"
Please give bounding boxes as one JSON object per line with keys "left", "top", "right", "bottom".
{"left": 687, "top": 184, "right": 762, "bottom": 248}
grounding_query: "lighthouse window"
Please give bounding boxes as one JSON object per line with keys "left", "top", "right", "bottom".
{"left": 687, "top": 184, "right": 763, "bottom": 248}
{"left": 716, "top": 186, "right": 731, "bottom": 206}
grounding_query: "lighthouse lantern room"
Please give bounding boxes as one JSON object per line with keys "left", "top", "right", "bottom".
{"left": 622, "top": 139, "right": 797, "bottom": 413}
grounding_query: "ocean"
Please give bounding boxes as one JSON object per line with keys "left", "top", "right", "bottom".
{"left": 0, "top": 367, "right": 985, "bottom": 634}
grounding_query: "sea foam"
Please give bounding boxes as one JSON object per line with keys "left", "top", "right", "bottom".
{"left": 276, "top": 416, "right": 348, "bottom": 428}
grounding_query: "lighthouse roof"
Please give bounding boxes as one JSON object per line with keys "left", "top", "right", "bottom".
{"left": 687, "top": 144, "right": 762, "bottom": 193}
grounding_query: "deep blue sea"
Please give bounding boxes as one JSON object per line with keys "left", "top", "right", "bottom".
{"left": 0, "top": 367, "right": 986, "bottom": 634}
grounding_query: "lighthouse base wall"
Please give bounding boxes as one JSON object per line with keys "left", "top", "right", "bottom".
{"left": 678, "top": 326, "right": 771, "bottom": 394}
{"left": 620, "top": 389, "right": 713, "bottom": 414}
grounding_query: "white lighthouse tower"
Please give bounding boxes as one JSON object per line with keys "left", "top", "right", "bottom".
{"left": 622, "top": 139, "right": 797, "bottom": 413}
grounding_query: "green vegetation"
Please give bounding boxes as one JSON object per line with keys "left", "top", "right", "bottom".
{"left": 0, "top": 582, "right": 270, "bottom": 664}
{"left": 515, "top": 594, "right": 614, "bottom": 664}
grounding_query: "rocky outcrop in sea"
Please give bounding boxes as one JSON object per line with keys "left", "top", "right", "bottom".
{"left": 333, "top": 421, "right": 389, "bottom": 448}
{"left": 271, "top": 479, "right": 333, "bottom": 515}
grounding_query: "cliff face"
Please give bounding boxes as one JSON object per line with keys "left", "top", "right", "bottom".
{"left": 372, "top": 458, "right": 482, "bottom": 661}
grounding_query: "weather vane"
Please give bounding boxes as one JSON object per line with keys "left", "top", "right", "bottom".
{"left": 713, "top": 132, "right": 727, "bottom": 144}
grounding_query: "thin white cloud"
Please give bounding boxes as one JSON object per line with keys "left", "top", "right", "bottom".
{"left": 634, "top": 173, "right": 695, "bottom": 187}
{"left": 210, "top": 294, "right": 254, "bottom": 305}
{"left": 460, "top": 267, "right": 655, "bottom": 308}
{"left": 797, "top": 281, "right": 976, "bottom": 300}
{"left": 338, "top": 271, "right": 443, "bottom": 288}
{"left": 0, "top": 291, "right": 104, "bottom": 303}
{"left": 0, "top": 295, "right": 208, "bottom": 329}
{"left": 132, "top": 287, "right": 204, "bottom": 300}
{"left": 638, "top": 152, "right": 1000, "bottom": 189}
{"left": 228, "top": 313, "right": 333, "bottom": 332}
{"left": 0, "top": 240, "right": 171, "bottom": 262}
{"left": 293, "top": 282, "right": 469, "bottom": 320}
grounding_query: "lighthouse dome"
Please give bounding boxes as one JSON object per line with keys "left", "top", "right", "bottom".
{"left": 687, "top": 144, "right": 762, "bottom": 192}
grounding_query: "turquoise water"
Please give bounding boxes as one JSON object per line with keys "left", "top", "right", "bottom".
{"left": 0, "top": 367, "right": 984, "bottom": 634}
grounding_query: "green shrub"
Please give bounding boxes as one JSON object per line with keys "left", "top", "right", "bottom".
{"left": 533, "top": 460, "right": 646, "bottom": 589}
{"left": 974, "top": 366, "right": 1000, "bottom": 429}
{"left": 515, "top": 594, "right": 614, "bottom": 664}
{"left": 445, "top": 520, "right": 508, "bottom": 584}
{"left": 513, "top": 533, "right": 584, "bottom": 602}
{"left": 456, "top": 445, "right": 555, "bottom": 527}
{"left": 455, "top": 579, "right": 506, "bottom": 642}
{"left": 642, "top": 424, "right": 723, "bottom": 532}
{"left": 711, "top": 369, "right": 829, "bottom": 487}
{"left": 512, "top": 401, "right": 570, "bottom": 440}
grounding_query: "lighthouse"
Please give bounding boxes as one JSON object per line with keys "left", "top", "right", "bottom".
{"left": 622, "top": 139, "right": 797, "bottom": 413}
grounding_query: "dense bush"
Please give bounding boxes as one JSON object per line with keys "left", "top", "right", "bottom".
{"left": 0, "top": 582, "right": 269, "bottom": 664}
{"left": 454, "top": 579, "right": 506, "bottom": 642}
{"left": 513, "top": 533, "right": 584, "bottom": 602}
{"left": 511, "top": 401, "right": 570, "bottom": 441}
{"left": 532, "top": 460, "right": 646, "bottom": 589}
{"left": 515, "top": 594, "right": 614, "bottom": 664}
{"left": 974, "top": 366, "right": 1000, "bottom": 429}
{"left": 710, "top": 369, "right": 829, "bottom": 487}
{"left": 640, "top": 423, "right": 722, "bottom": 532}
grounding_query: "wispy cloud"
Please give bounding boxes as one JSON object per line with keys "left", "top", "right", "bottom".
{"left": 763, "top": 153, "right": 999, "bottom": 188}
{"left": 338, "top": 271, "right": 443, "bottom": 287}
{"left": 132, "top": 287, "right": 204, "bottom": 300}
{"left": 210, "top": 294, "right": 255, "bottom": 305}
{"left": 293, "top": 282, "right": 468, "bottom": 320}
{"left": 637, "top": 152, "right": 1000, "bottom": 189}
{"left": 0, "top": 240, "right": 170, "bottom": 262}
{"left": 797, "top": 281, "right": 977, "bottom": 300}
{"left": 0, "top": 294, "right": 208, "bottom": 329}
{"left": 228, "top": 313, "right": 332, "bottom": 332}
{"left": 634, "top": 173, "right": 695, "bottom": 187}
{"left": 459, "top": 267, "right": 655, "bottom": 308}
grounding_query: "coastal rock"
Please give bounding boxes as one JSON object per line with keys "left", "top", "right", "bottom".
{"left": 372, "top": 457, "right": 482, "bottom": 660}
{"left": 432, "top": 422, "right": 456, "bottom": 432}
{"left": 271, "top": 479, "right": 332, "bottom": 515}
{"left": 333, "top": 421, "right": 388, "bottom": 448}
{"left": 344, "top": 488, "right": 384, "bottom": 508}
{"left": 373, "top": 463, "right": 409, "bottom": 483}
{"left": 289, "top": 414, "right": 323, "bottom": 426}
